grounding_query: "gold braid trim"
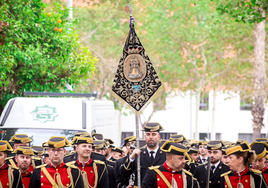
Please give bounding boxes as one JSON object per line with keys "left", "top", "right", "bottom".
{"left": 8, "top": 166, "right": 14, "bottom": 188}
{"left": 182, "top": 171, "right": 187, "bottom": 188}
{"left": 223, "top": 175, "right": 233, "bottom": 188}
{"left": 74, "top": 168, "right": 81, "bottom": 188}
{"left": 55, "top": 168, "right": 73, "bottom": 188}
{"left": 0, "top": 180, "right": 3, "bottom": 188}
{"left": 81, "top": 162, "right": 98, "bottom": 188}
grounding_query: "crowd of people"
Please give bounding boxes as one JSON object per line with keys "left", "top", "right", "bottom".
{"left": 0, "top": 122, "right": 268, "bottom": 188}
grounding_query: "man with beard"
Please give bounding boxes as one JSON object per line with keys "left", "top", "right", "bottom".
{"left": 71, "top": 136, "right": 109, "bottom": 188}
{"left": 196, "top": 140, "right": 209, "bottom": 164}
{"left": 114, "top": 135, "right": 136, "bottom": 188}
{"left": 194, "top": 141, "right": 230, "bottom": 188}
{"left": 29, "top": 136, "right": 84, "bottom": 188}
{"left": 119, "top": 123, "right": 166, "bottom": 187}
{"left": 251, "top": 141, "right": 268, "bottom": 184}
{"left": 142, "top": 141, "right": 199, "bottom": 188}
{"left": 15, "top": 146, "right": 35, "bottom": 188}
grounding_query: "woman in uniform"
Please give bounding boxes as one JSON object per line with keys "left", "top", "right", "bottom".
{"left": 220, "top": 141, "right": 266, "bottom": 188}
{"left": 0, "top": 140, "right": 23, "bottom": 188}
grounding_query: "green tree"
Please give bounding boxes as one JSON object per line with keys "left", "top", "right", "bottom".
{"left": 0, "top": 0, "right": 96, "bottom": 113}
{"left": 216, "top": 0, "right": 267, "bottom": 139}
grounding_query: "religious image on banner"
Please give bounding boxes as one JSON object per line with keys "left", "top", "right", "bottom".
{"left": 112, "top": 25, "right": 162, "bottom": 113}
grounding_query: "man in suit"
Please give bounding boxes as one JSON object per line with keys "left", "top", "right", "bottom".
{"left": 119, "top": 122, "right": 166, "bottom": 187}
{"left": 194, "top": 140, "right": 230, "bottom": 188}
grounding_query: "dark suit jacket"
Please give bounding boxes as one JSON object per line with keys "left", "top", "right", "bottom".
{"left": 119, "top": 147, "right": 166, "bottom": 186}
{"left": 194, "top": 160, "right": 230, "bottom": 188}
{"left": 114, "top": 155, "right": 131, "bottom": 187}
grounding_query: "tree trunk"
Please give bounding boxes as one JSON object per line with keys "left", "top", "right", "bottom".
{"left": 252, "top": 9, "right": 266, "bottom": 140}
{"left": 211, "top": 90, "right": 216, "bottom": 140}
{"left": 195, "top": 89, "right": 201, "bottom": 140}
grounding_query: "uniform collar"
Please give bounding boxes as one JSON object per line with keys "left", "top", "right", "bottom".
{"left": 77, "top": 158, "right": 92, "bottom": 167}
{"left": 253, "top": 166, "right": 267, "bottom": 172}
{"left": 50, "top": 162, "right": 65, "bottom": 168}
{"left": 21, "top": 168, "right": 31, "bottom": 177}
{"left": 0, "top": 163, "right": 6, "bottom": 170}
{"left": 163, "top": 161, "right": 180, "bottom": 173}
{"left": 234, "top": 167, "right": 249, "bottom": 176}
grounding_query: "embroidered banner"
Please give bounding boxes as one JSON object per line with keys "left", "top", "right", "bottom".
{"left": 112, "top": 25, "right": 161, "bottom": 113}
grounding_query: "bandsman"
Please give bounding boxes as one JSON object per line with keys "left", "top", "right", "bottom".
{"left": 142, "top": 141, "right": 199, "bottom": 188}
{"left": 118, "top": 123, "right": 166, "bottom": 187}
{"left": 114, "top": 135, "right": 136, "bottom": 187}
{"left": 197, "top": 140, "right": 209, "bottom": 164}
{"left": 64, "top": 132, "right": 106, "bottom": 163}
{"left": 194, "top": 141, "right": 230, "bottom": 188}
{"left": 70, "top": 136, "right": 109, "bottom": 188}
{"left": 29, "top": 136, "right": 84, "bottom": 188}
{"left": 6, "top": 134, "right": 32, "bottom": 167}
{"left": 250, "top": 141, "right": 268, "bottom": 185}
{"left": 220, "top": 141, "right": 266, "bottom": 188}
{"left": 111, "top": 147, "right": 123, "bottom": 160}
{"left": 14, "top": 146, "right": 35, "bottom": 188}
{"left": 0, "top": 140, "right": 23, "bottom": 188}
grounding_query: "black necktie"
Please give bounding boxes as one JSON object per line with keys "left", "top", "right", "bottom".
{"left": 150, "top": 151, "right": 154, "bottom": 164}
{"left": 211, "top": 166, "right": 215, "bottom": 174}
{"left": 202, "top": 158, "right": 206, "bottom": 163}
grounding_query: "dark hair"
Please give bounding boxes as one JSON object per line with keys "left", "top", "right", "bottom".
{"left": 233, "top": 150, "right": 256, "bottom": 167}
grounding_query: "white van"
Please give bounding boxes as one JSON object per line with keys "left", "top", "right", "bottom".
{"left": 0, "top": 96, "right": 119, "bottom": 146}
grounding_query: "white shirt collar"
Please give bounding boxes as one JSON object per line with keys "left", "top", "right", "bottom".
{"left": 147, "top": 146, "right": 159, "bottom": 158}
{"left": 211, "top": 160, "right": 221, "bottom": 172}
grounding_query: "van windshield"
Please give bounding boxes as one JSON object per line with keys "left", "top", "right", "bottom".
{"left": 0, "top": 128, "right": 84, "bottom": 148}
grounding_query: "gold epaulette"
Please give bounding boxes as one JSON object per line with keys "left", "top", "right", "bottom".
{"left": 141, "top": 145, "right": 146, "bottom": 149}
{"left": 251, "top": 169, "right": 261, "bottom": 174}
{"left": 66, "top": 161, "right": 78, "bottom": 169}
{"left": 36, "top": 164, "right": 48, "bottom": 169}
{"left": 31, "top": 156, "right": 41, "bottom": 160}
{"left": 108, "top": 160, "right": 116, "bottom": 163}
{"left": 9, "top": 164, "right": 19, "bottom": 170}
{"left": 183, "top": 169, "right": 192, "bottom": 176}
{"left": 94, "top": 160, "right": 105, "bottom": 165}
{"left": 221, "top": 171, "right": 232, "bottom": 177}
{"left": 5, "top": 156, "right": 14, "bottom": 160}
{"left": 149, "top": 166, "right": 160, "bottom": 170}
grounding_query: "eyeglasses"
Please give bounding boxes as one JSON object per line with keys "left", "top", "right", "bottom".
{"left": 49, "top": 148, "right": 64, "bottom": 153}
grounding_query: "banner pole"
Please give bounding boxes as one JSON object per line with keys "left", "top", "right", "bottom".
{"left": 135, "top": 114, "right": 141, "bottom": 187}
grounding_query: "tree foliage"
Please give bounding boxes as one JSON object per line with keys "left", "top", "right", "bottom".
{"left": 0, "top": 0, "right": 96, "bottom": 112}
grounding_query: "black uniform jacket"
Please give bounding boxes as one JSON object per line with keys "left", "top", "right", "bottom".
{"left": 194, "top": 160, "right": 230, "bottom": 188}
{"left": 64, "top": 151, "right": 106, "bottom": 163}
{"left": 142, "top": 163, "right": 199, "bottom": 188}
{"left": 29, "top": 162, "right": 84, "bottom": 188}
{"left": 107, "top": 159, "right": 117, "bottom": 188}
{"left": 119, "top": 147, "right": 166, "bottom": 186}
{"left": 0, "top": 163, "right": 23, "bottom": 188}
{"left": 184, "top": 161, "right": 197, "bottom": 175}
{"left": 114, "top": 155, "right": 130, "bottom": 187}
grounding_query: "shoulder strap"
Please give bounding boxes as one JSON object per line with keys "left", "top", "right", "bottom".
{"left": 154, "top": 168, "right": 172, "bottom": 188}
{"left": 182, "top": 171, "right": 187, "bottom": 188}
{"left": 9, "top": 159, "right": 17, "bottom": 169}
{"left": 250, "top": 174, "right": 255, "bottom": 188}
{"left": 223, "top": 174, "right": 233, "bottom": 188}
{"left": 41, "top": 167, "right": 59, "bottom": 188}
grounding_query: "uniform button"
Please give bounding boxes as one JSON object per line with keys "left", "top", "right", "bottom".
{"left": 56, "top": 169, "right": 58, "bottom": 171}
{"left": 209, "top": 181, "right": 211, "bottom": 183}
{"left": 179, "top": 176, "right": 181, "bottom": 179}
{"left": 7, "top": 183, "right": 9, "bottom": 186}
{"left": 68, "top": 176, "right": 70, "bottom": 178}
{"left": 41, "top": 175, "right": 43, "bottom": 178}
{"left": 66, "top": 184, "right": 69, "bottom": 186}
{"left": 91, "top": 171, "right": 93, "bottom": 173}
{"left": 245, "top": 180, "right": 248, "bottom": 183}
{"left": 158, "top": 187, "right": 160, "bottom": 188}
{"left": 157, "top": 178, "right": 160, "bottom": 181}
{"left": 41, "top": 183, "right": 44, "bottom": 186}
{"left": 218, "top": 181, "right": 220, "bottom": 183}
{"left": 225, "top": 185, "right": 227, "bottom": 188}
